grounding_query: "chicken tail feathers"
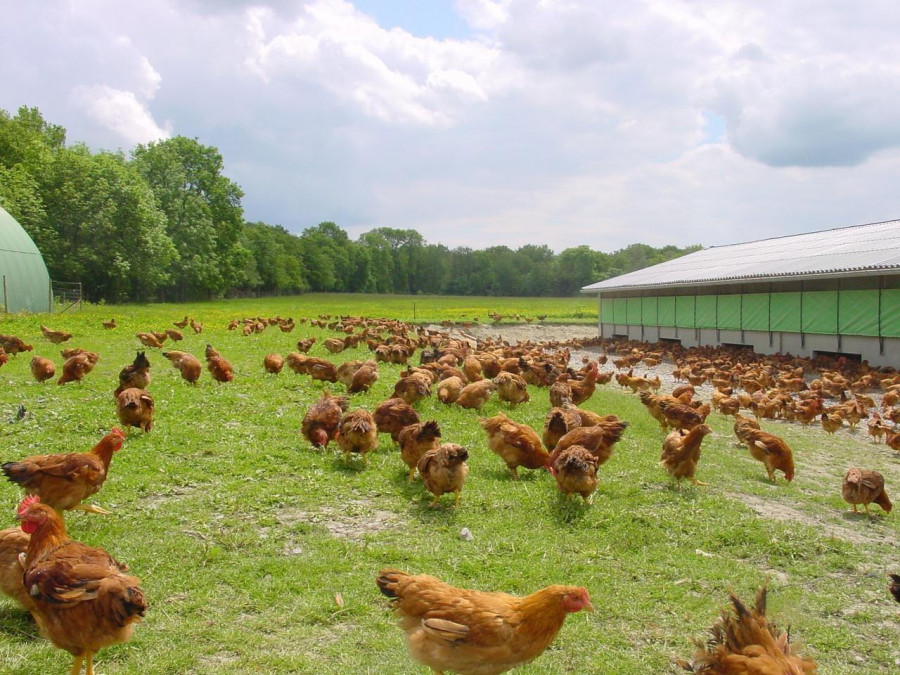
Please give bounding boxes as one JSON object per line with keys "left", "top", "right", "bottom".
{"left": 1, "top": 462, "right": 25, "bottom": 485}
{"left": 376, "top": 568, "right": 407, "bottom": 599}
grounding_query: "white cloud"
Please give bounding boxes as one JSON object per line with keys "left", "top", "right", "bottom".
{"left": 72, "top": 86, "right": 171, "bottom": 146}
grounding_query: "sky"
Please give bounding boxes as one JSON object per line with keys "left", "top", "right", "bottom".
{"left": 3, "top": 0, "right": 900, "bottom": 253}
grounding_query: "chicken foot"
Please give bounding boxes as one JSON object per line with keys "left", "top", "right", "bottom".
{"left": 72, "top": 504, "right": 111, "bottom": 515}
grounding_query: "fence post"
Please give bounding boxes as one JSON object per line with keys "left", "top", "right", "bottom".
{"left": 2, "top": 275, "right": 7, "bottom": 313}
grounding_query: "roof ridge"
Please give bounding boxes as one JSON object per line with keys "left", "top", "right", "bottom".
{"left": 706, "top": 217, "right": 900, "bottom": 250}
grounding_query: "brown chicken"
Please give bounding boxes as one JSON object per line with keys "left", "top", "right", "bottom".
{"left": 549, "top": 419, "right": 629, "bottom": 468}
{"left": 205, "top": 344, "right": 234, "bottom": 383}
{"left": 549, "top": 373, "right": 573, "bottom": 408}
{"left": 302, "top": 390, "right": 349, "bottom": 448}
{"left": 658, "top": 399, "right": 710, "bottom": 431}
{"left": 398, "top": 420, "right": 442, "bottom": 481}
{"left": 680, "top": 585, "right": 817, "bottom": 674}
{"left": 493, "top": 371, "right": 530, "bottom": 406}
{"left": 173, "top": 316, "right": 190, "bottom": 328}
{"left": 842, "top": 468, "right": 892, "bottom": 516}
{"left": 437, "top": 375, "right": 466, "bottom": 405}
{"left": 30, "top": 355, "right": 56, "bottom": 383}
{"left": 418, "top": 443, "right": 470, "bottom": 508}
{"left": 733, "top": 413, "right": 761, "bottom": 447}
{"left": 0, "top": 526, "right": 35, "bottom": 613}
{"left": 0, "top": 334, "right": 33, "bottom": 356}
{"left": 393, "top": 372, "right": 433, "bottom": 405}
{"left": 457, "top": 379, "right": 496, "bottom": 410}
{"left": 820, "top": 412, "right": 843, "bottom": 435}
{"left": 569, "top": 361, "right": 601, "bottom": 405}
{"left": 101, "top": 318, "right": 117, "bottom": 330}
{"left": 263, "top": 353, "right": 284, "bottom": 374}
{"left": 17, "top": 496, "right": 147, "bottom": 675}
{"left": 376, "top": 568, "right": 592, "bottom": 675}
{"left": 336, "top": 409, "right": 379, "bottom": 465}
{"left": 551, "top": 445, "right": 599, "bottom": 503}
{"left": 542, "top": 406, "right": 583, "bottom": 452}
{"left": 305, "top": 357, "right": 339, "bottom": 383}
{"left": 660, "top": 424, "right": 713, "bottom": 488}
{"left": 479, "top": 413, "right": 549, "bottom": 479}
{"left": 348, "top": 360, "right": 380, "bottom": 394}
{"left": 744, "top": 428, "right": 794, "bottom": 482}
{"left": 374, "top": 398, "right": 421, "bottom": 443}
{"left": 189, "top": 318, "right": 203, "bottom": 334}
{"left": 867, "top": 412, "right": 889, "bottom": 443}
{"left": 890, "top": 574, "right": 900, "bottom": 604}
{"left": 57, "top": 351, "right": 99, "bottom": 385}
{"left": 40, "top": 324, "right": 73, "bottom": 344}
{"left": 162, "top": 350, "right": 203, "bottom": 384}
{"left": 115, "top": 351, "right": 151, "bottom": 398}
{"left": 165, "top": 328, "right": 184, "bottom": 342}
{"left": 135, "top": 332, "right": 164, "bottom": 349}
{"left": 2, "top": 429, "right": 126, "bottom": 515}
{"left": 115, "top": 388, "right": 155, "bottom": 432}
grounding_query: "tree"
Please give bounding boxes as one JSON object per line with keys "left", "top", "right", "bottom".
{"left": 131, "top": 137, "right": 246, "bottom": 299}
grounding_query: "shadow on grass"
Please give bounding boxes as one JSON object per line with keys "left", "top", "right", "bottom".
{"left": 0, "top": 609, "right": 38, "bottom": 644}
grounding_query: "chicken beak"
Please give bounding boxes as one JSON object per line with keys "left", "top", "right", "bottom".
{"left": 582, "top": 599, "right": 595, "bottom": 613}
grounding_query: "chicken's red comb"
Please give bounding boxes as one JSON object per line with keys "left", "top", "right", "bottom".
{"left": 110, "top": 428, "right": 126, "bottom": 438}
{"left": 17, "top": 495, "right": 40, "bottom": 516}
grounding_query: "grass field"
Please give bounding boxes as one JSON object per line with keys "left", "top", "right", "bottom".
{"left": 0, "top": 294, "right": 897, "bottom": 674}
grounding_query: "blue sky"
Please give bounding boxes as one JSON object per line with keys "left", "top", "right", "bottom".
{"left": 3, "top": 0, "right": 900, "bottom": 252}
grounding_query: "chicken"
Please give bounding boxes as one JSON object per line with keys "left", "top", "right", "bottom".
{"left": 890, "top": 574, "right": 900, "bottom": 604}
{"left": 135, "top": 332, "right": 164, "bottom": 349}
{"left": 0, "top": 334, "right": 33, "bottom": 356}
{"left": 551, "top": 445, "right": 599, "bottom": 503}
{"left": 479, "top": 413, "right": 549, "bottom": 480}
{"left": 16, "top": 496, "right": 147, "bottom": 675}
{"left": 732, "top": 413, "right": 761, "bottom": 447}
{"left": 820, "top": 411, "right": 843, "bottom": 435}
{"left": 115, "top": 388, "right": 155, "bottom": 432}
{"left": 376, "top": 568, "right": 592, "bottom": 675}
{"left": 569, "top": 361, "right": 601, "bottom": 405}
{"left": 841, "top": 468, "right": 892, "bottom": 516}
{"left": 457, "top": 379, "right": 496, "bottom": 410}
{"left": 189, "top": 318, "right": 203, "bottom": 334}
{"left": 101, "top": 318, "right": 117, "bottom": 330}
{"left": 867, "top": 412, "right": 889, "bottom": 443}
{"left": 302, "top": 390, "right": 349, "bottom": 448}
{"left": 161, "top": 350, "right": 203, "bottom": 384}
{"left": 205, "top": 344, "right": 234, "bottom": 383}
{"left": 374, "top": 398, "right": 421, "bottom": 443}
{"left": 660, "top": 424, "right": 713, "bottom": 488}
{"left": 336, "top": 409, "right": 379, "bottom": 465}
{"left": 493, "top": 371, "right": 530, "bottom": 406}
{"left": 658, "top": 399, "right": 710, "bottom": 431}
{"left": 393, "top": 372, "right": 433, "bottom": 405}
{"left": 0, "top": 527, "right": 35, "bottom": 613}
{"left": 398, "top": 420, "right": 442, "bottom": 481}
{"left": 30, "top": 355, "right": 56, "bottom": 383}
{"left": 549, "top": 373, "right": 573, "bottom": 408}
{"left": 305, "top": 357, "right": 339, "bottom": 383}
{"left": 264, "top": 353, "right": 284, "bottom": 374}
{"left": 40, "top": 324, "right": 73, "bottom": 344}
{"left": 57, "top": 351, "right": 99, "bottom": 385}
{"left": 165, "top": 328, "right": 184, "bottom": 342}
{"left": 418, "top": 443, "right": 470, "bottom": 508}
{"left": 542, "top": 406, "right": 583, "bottom": 452}
{"left": 173, "top": 316, "right": 190, "bottom": 328}
{"left": 348, "top": 360, "right": 380, "bottom": 394}
{"left": 462, "top": 355, "right": 484, "bottom": 382}
{"left": 744, "top": 428, "right": 794, "bottom": 482}
{"left": 549, "top": 419, "right": 629, "bottom": 469}
{"left": 114, "top": 351, "right": 151, "bottom": 398}
{"left": 436, "top": 376, "right": 465, "bottom": 405}
{"left": 679, "top": 585, "right": 817, "bottom": 674}
{"left": 296, "top": 337, "right": 316, "bottom": 353}
{"left": 1, "top": 429, "right": 126, "bottom": 515}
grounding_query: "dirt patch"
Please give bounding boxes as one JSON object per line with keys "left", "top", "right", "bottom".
{"left": 277, "top": 498, "right": 404, "bottom": 542}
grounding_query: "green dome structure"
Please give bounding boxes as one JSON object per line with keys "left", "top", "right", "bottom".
{"left": 0, "top": 205, "right": 51, "bottom": 313}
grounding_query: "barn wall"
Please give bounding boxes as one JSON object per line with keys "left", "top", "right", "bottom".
{"left": 596, "top": 278, "right": 900, "bottom": 366}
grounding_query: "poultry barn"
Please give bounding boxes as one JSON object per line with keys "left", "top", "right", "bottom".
{"left": 582, "top": 218, "right": 900, "bottom": 367}
{"left": 0, "top": 205, "right": 51, "bottom": 313}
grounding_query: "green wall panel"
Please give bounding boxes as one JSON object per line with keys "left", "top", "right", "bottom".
{"left": 695, "top": 296, "right": 717, "bottom": 328}
{"left": 641, "top": 297, "right": 658, "bottom": 325}
{"left": 627, "top": 297, "right": 642, "bottom": 324}
{"left": 658, "top": 297, "right": 675, "bottom": 326}
{"left": 770, "top": 292, "right": 801, "bottom": 332}
{"left": 741, "top": 294, "right": 769, "bottom": 331}
{"left": 675, "top": 296, "right": 696, "bottom": 328}
{"left": 882, "top": 289, "right": 900, "bottom": 337}
{"left": 613, "top": 298, "right": 627, "bottom": 324}
{"left": 717, "top": 295, "right": 741, "bottom": 330}
{"left": 802, "top": 290, "right": 838, "bottom": 334}
{"left": 600, "top": 297, "right": 614, "bottom": 323}
{"left": 838, "top": 290, "right": 880, "bottom": 336}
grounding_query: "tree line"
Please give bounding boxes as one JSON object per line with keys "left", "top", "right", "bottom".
{"left": 0, "top": 106, "right": 700, "bottom": 302}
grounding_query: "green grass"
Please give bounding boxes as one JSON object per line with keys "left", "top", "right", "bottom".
{"left": 0, "top": 295, "right": 897, "bottom": 674}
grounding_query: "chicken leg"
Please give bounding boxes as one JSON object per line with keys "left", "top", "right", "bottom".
{"left": 73, "top": 504, "right": 111, "bottom": 515}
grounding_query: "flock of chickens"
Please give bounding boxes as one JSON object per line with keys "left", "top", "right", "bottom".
{"left": 0, "top": 313, "right": 898, "bottom": 673}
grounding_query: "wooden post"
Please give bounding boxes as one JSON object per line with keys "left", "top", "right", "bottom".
{"left": 2, "top": 275, "right": 7, "bottom": 313}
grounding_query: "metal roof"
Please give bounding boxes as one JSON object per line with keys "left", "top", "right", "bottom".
{"left": 0, "top": 205, "right": 51, "bottom": 312}
{"left": 581, "top": 218, "right": 900, "bottom": 293}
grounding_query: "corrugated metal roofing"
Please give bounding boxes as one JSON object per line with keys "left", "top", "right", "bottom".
{"left": 581, "top": 219, "right": 900, "bottom": 293}
{"left": 0, "top": 205, "right": 51, "bottom": 313}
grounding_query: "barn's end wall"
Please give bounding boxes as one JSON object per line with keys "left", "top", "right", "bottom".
{"left": 0, "top": 206, "right": 51, "bottom": 313}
